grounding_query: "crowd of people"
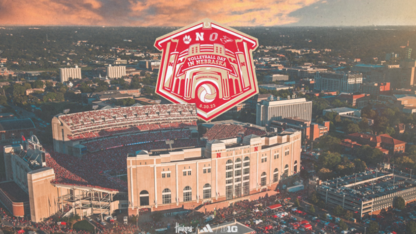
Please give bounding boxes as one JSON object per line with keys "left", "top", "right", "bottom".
{"left": 83, "top": 129, "right": 192, "bottom": 152}
{"left": 203, "top": 124, "right": 267, "bottom": 141}
{"left": 59, "top": 103, "right": 197, "bottom": 132}
{"left": 68, "top": 121, "right": 197, "bottom": 141}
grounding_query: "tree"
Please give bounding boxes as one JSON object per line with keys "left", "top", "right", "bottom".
{"left": 333, "top": 205, "right": 344, "bottom": 216}
{"left": 339, "top": 220, "right": 348, "bottom": 230}
{"left": 316, "top": 135, "right": 341, "bottom": 152}
{"left": 32, "top": 80, "right": 44, "bottom": 88}
{"left": 318, "top": 168, "right": 334, "bottom": 180}
{"left": 318, "top": 151, "right": 341, "bottom": 170}
{"left": 309, "top": 205, "right": 315, "bottom": 214}
{"left": 353, "top": 159, "right": 367, "bottom": 172}
{"left": 408, "top": 145, "right": 416, "bottom": 155}
{"left": 394, "top": 196, "right": 405, "bottom": 210}
{"left": 357, "top": 145, "right": 383, "bottom": 165}
{"left": 368, "top": 221, "right": 379, "bottom": 234}
{"left": 406, "top": 221, "right": 416, "bottom": 234}
{"left": 344, "top": 210, "right": 353, "bottom": 220}
{"left": 310, "top": 192, "right": 319, "bottom": 204}
{"left": 396, "top": 156, "right": 415, "bottom": 167}
{"left": 294, "top": 198, "right": 300, "bottom": 207}
{"left": 346, "top": 123, "right": 361, "bottom": 134}
{"left": 0, "top": 95, "right": 7, "bottom": 106}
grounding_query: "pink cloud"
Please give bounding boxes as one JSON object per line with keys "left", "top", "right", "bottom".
{"left": 0, "top": 0, "right": 320, "bottom": 26}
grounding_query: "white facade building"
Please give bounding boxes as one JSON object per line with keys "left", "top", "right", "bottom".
{"left": 59, "top": 66, "right": 81, "bottom": 83}
{"left": 107, "top": 65, "right": 126, "bottom": 79}
{"left": 256, "top": 97, "right": 312, "bottom": 126}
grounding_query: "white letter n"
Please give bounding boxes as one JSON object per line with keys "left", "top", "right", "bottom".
{"left": 196, "top": 33, "right": 204, "bottom": 41}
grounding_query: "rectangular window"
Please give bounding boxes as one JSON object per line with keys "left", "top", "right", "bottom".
{"left": 226, "top": 171, "right": 233, "bottom": 178}
{"left": 274, "top": 153, "right": 279, "bottom": 159}
{"left": 188, "top": 171, "right": 191, "bottom": 176}
{"left": 203, "top": 169, "right": 206, "bottom": 174}
{"left": 285, "top": 150, "right": 289, "bottom": 156}
{"left": 235, "top": 170, "right": 242, "bottom": 176}
{"left": 162, "top": 172, "right": 170, "bottom": 178}
{"left": 183, "top": 171, "right": 187, "bottom": 176}
{"left": 208, "top": 168, "right": 211, "bottom": 173}
{"left": 243, "top": 168, "right": 250, "bottom": 175}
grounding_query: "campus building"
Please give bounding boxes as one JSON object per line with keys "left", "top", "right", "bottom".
{"left": 270, "top": 117, "right": 330, "bottom": 142}
{"left": 256, "top": 97, "right": 312, "bottom": 126}
{"left": 59, "top": 66, "right": 82, "bottom": 83}
{"left": 106, "top": 65, "right": 126, "bottom": 79}
{"left": 127, "top": 128, "right": 301, "bottom": 215}
{"left": 314, "top": 72, "right": 363, "bottom": 93}
{"left": 317, "top": 170, "right": 416, "bottom": 217}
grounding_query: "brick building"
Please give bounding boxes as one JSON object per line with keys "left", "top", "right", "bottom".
{"left": 346, "top": 133, "right": 406, "bottom": 155}
{"left": 270, "top": 117, "right": 330, "bottom": 142}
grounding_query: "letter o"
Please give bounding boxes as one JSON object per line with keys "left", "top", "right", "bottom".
{"left": 209, "top": 33, "right": 218, "bottom": 41}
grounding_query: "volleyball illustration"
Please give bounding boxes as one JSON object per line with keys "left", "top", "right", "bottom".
{"left": 198, "top": 83, "right": 217, "bottom": 103}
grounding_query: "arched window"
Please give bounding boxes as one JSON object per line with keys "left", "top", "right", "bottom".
{"left": 162, "top": 188, "right": 171, "bottom": 204}
{"left": 261, "top": 172, "right": 267, "bottom": 186}
{"left": 203, "top": 184, "right": 211, "bottom": 199}
{"left": 235, "top": 158, "right": 241, "bottom": 169}
{"left": 183, "top": 186, "right": 192, "bottom": 202}
{"left": 273, "top": 168, "right": 279, "bottom": 183}
{"left": 284, "top": 164, "right": 289, "bottom": 177}
{"left": 226, "top": 159, "right": 233, "bottom": 170}
{"left": 140, "top": 190, "right": 149, "bottom": 206}
{"left": 294, "top": 160, "right": 298, "bottom": 173}
{"left": 243, "top": 156, "right": 250, "bottom": 167}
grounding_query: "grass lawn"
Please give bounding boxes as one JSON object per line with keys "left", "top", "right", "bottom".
{"left": 73, "top": 220, "right": 95, "bottom": 233}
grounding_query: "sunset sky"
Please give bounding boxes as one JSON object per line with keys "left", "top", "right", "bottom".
{"left": 0, "top": 0, "right": 414, "bottom": 27}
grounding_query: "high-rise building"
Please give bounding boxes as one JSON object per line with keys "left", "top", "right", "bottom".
{"left": 314, "top": 72, "right": 363, "bottom": 93}
{"left": 106, "top": 65, "right": 126, "bottom": 79}
{"left": 59, "top": 66, "right": 81, "bottom": 83}
{"left": 256, "top": 97, "right": 312, "bottom": 126}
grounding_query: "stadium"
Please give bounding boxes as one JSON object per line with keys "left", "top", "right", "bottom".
{"left": 1, "top": 103, "right": 301, "bottom": 223}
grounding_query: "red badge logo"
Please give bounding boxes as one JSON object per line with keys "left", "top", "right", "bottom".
{"left": 154, "top": 19, "right": 259, "bottom": 121}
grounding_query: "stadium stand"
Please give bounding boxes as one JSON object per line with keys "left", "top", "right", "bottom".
{"left": 59, "top": 104, "right": 197, "bottom": 140}
{"left": 46, "top": 139, "right": 198, "bottom": 192}
{"left": 203, "top": 124, "right": 267, "bottom": 141}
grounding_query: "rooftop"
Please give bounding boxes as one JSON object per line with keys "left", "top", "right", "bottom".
{"left": 0, "top": 181, "right": 29, "bottom": 202}
{"left": 320, "top": 170, "right": 415, "bottom": 201}
{"left": 0, "top": 118, "right": 35, "bottom": 131}
{"left": 323, "top": 107, "right": 359, "bottom": 113}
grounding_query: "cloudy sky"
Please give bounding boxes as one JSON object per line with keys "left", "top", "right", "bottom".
{"left": 0, "top": 0, "right": 414, "bottom": 26}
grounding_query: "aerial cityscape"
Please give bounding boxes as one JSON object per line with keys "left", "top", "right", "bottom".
{"left": 0, "top": 1, "right": 416, "bottom": 234}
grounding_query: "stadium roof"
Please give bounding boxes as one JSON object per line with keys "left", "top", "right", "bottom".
{"left": 0, "top": 118, "right": 35, "bottom": 131}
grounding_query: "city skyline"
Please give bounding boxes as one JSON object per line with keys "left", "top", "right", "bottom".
{"left": 0, "top": 0, "right": 414, "bottom": 27}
